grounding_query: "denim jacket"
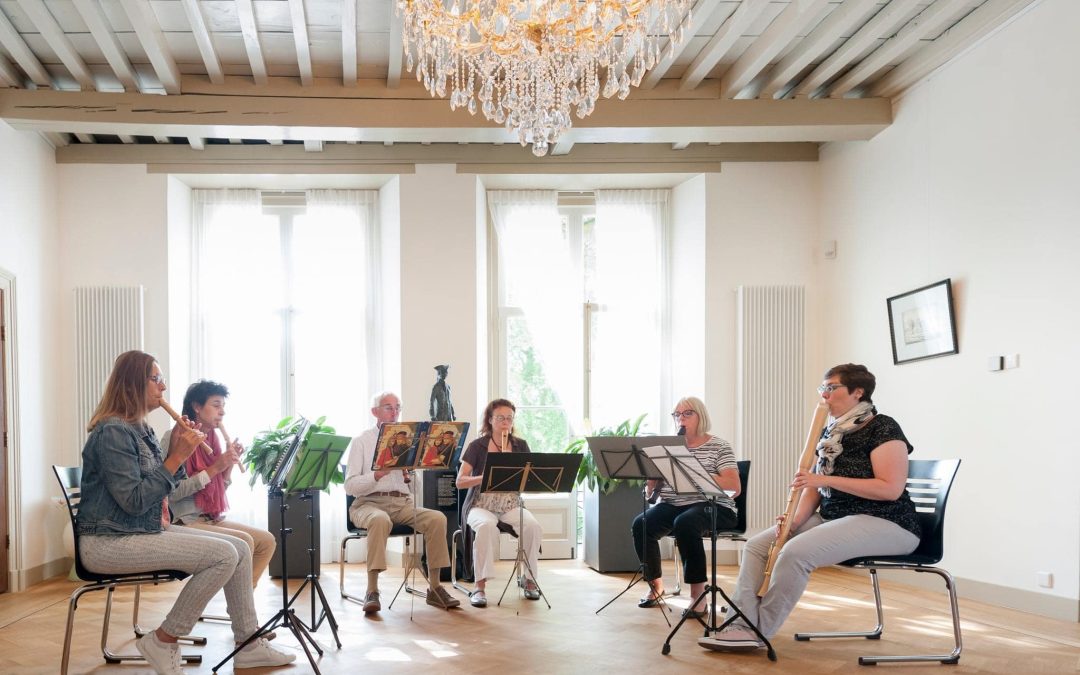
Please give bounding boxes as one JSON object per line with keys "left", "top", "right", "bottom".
{"left": 76, "top": 417, "right": 180, "bottom": 536}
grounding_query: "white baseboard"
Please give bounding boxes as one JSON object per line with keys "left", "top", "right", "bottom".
{"left": 12, "top": 557, "right": 72, "bottom": 592}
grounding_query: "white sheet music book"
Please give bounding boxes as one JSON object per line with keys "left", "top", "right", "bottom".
{"left": 642, "top": 444, "right": 726, "bottom": 497}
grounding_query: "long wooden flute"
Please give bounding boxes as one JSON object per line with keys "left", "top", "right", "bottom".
{"left": 158, "top": 399, "right": 245, "bottom": 472}
{"left": 218, "top": 420, "right": 246, "bottom": 473}
{"left": 757, "top": 401, "right": 829, "bottom": 597}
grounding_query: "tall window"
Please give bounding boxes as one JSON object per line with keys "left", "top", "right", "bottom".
{"left": 491, "top": 190, "right": 669, "bottom": 452}
{"left": 192, "top": 189, "right": 379, "bottom": 439}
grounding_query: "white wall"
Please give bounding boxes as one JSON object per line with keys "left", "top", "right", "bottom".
{"left": 671, "top": 175, "right": 707, "bottom": 399}
{"left": 0, "top": 122, "right": 63, "bottom": 586}
{"left": 703, "top": 164, "right": 823, "bottom": 444}
{"left": 819, "top": 0, "right": 1079, "bottom": 612}
{"left": 166, "top": 177, "right": 192, "bottom": 389}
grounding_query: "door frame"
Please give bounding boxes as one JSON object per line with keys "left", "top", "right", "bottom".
{"left": 0, "top": 268, "right": 21, "bottom": 593}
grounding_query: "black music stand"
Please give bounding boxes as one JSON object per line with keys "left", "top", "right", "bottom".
{"left": 589, "top": 435, "right": 679, "bottom": 623}
{"left": 480, "top": 452, "right": 582, "bottom": 610}
{"left": 645, "top": 444, "right": 775, "bottom": 661}
{"left": 288, "top": 432, "right": 349, "bottom": 635}
{"left": 212, "top": 420, "right": 337, "bottom": 675}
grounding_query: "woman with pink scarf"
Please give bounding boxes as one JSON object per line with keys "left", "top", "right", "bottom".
{"left": 166, "top": 380, "right": 276, "bottom": 587}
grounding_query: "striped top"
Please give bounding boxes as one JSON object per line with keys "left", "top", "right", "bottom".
{"left": 657, "top": 435, "right": 737, "bottom": 513}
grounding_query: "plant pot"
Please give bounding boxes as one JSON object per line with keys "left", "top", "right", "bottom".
{"left": 267, "top": 490, "right": 320, "bottom": 578}
{"left": 583, "top": 481, "right": 644, "bottom": 573}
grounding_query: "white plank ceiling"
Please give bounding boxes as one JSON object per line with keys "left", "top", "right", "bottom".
{"left": 0, "top": 0, "right": 1039, "bottom": 161}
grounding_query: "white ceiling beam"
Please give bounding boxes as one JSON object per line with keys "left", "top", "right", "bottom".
{"left": 268, "top": 138, "right": 283, "bottom": 145}
{"left": 870, "top": 0, "right": 1037, "bottom": 98}
{"left": 551, "top": 140, "right": 574, "bottom": 156}
{"left": 0, "top": 53, "right": 21, "bottom": 87}
{"left": 180, "top": 0, "right": 224, "bottom": 85}
{"left": 828, "top": 0, "right": 970, "bottom": 98}
{"left": 792, "top": 0, "right": 921, "bottom": 98}
{"left": 288, "top": 0, "right": 314, "bottom": 87}
{"left": 118, "top": 134, "right": 135, "bottom": 143}
{"left": 304, "top": 139, "right": 324, "bottom": 152}
{"left": 761, "top": 0, "right": 878, "bottom": 99}
{"left": 0, "top": 7, "right": 53, "bottom": 87}
{"left": 17, "top": 0, "right": 96, "bottom": 90}
{"left": 119, "top": 0, "right": 181, "bottom": 94}
{"left": 641, "top": 0, "right": 723, "bottom": 90}
{"left": 228, "top": 138, "right": 242, "bottom": 144}
{"left": 188, "top": 136, "right": 205, "bottom": 150}
{"left": 721, "top": 0, "right": 830, "bottom": 99}
{"left": 342, "top": 0, "right": 357, "bottom": 86}
{"left": 387, "top": 7, "right": 403, "bottom": 89}
{"left": 72, "top": 0, "right": 141, "bottom": 92}
{"left": 671, "top": 141, "right": 690, "bottom": 150}
{"left": 41, "top": 131, "right": 68, "bottom": 147}
{"left": 680, "top": 0, "right": 770, "bottom": 91}
{"left": 74, "top": 132, "right": 94, "bottom": 143}
{"left": 153, "top": 135, "right": 171, "bottom": 144}
{"left": 235, "top": 0, "right": 268, "bottom": 85}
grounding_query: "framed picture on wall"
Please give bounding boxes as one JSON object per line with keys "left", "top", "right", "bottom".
{"left": 886, "top": 279, "right": 958, "bottom": 365}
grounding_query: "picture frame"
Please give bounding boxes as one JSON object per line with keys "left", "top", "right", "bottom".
{"left": 886, "top": 279, "right": 958, "bottom": 365}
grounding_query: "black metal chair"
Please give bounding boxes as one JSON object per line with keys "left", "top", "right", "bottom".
{"left": 450, "top": 486, "right": 518, "bottom": 596}
{"left": 53, "top": 465, "right": 201, "bottom": 675}
{"left": 339, "top": 493, "right": 419, "bottom": 606}
{"left": 794, "top": 458, "right": 963, "bottom": 665}
{"left": 670, "top": 460, "right": 751, "bottom": 595}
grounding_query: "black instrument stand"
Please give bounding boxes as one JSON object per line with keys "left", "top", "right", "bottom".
{"left": 660, "top": 496, "right": 776, "bottom": 661}
{"left": 497, "top": 493, "right": 550, "bottom": 610}
{"left": 291, "top": 490, "right": 342, "bottom": 644}
{"left": 212, "top": 487, "right": 325, "bottom": 673}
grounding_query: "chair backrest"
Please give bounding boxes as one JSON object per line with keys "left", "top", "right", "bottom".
{"left": 53, "top": 465, "right": 94, "bottom": 580}
{"left": 905, "top": 458, "right": 961, "bottom": 564}
{"left": 726, "top": 460, "right": 751, "bottom": 535}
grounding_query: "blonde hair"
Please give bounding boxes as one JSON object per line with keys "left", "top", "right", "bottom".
{"left": 87, "top": 350, "right": 157, "bottom": 431}
{"left": 675, "top": 396, "right": 711, "bottom": 434}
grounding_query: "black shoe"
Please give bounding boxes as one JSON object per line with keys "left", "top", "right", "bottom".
{"left": 638, "top": 591, "right": 665, "bottom": 608}
{"left": 682, "top": 607, "right": 707, "bottom": 619}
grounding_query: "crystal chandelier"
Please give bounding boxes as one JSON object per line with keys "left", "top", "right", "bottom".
{"left": 398, "top": 0, "right": 692, "bottom": 156}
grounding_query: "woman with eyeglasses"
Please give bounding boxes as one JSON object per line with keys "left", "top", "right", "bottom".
{"left": 633, "top": 396, "right": 740, "bottom": 618}
{"left": 456, "top": 398, "right": 543, "bottom": 607}
{"left": 75, "top": 351, "right": 295, "bottom": 674}
{"left": 701, "top": 364, "right": 921, "bottom": 651}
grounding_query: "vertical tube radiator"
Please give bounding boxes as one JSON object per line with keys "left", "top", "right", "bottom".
{"left": 736, "top": 285, "right": 805, "bottom": 533}
{"left": 74, "top": 286, "right": 144, "bottom": 445}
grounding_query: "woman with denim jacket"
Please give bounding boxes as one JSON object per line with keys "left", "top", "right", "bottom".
{"left": 76, "top": 351, "right": 295, "bottom": 675}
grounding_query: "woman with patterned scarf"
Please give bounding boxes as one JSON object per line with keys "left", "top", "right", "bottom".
{"left": 165, "top": 380, "right": 277, "bottom": 587}
{"left": 702, "top": 363, "right": 922, "bottom": 651}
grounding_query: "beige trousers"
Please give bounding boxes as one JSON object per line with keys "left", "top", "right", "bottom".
{"left": 348, "top": 494, "right": 450, "bottom": 572}
{"left": 180, "top": 518, "right": 277, "bottom": 587}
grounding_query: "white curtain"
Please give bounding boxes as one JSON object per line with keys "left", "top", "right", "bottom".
{"left": 190, "top": 188, "right": 380, "bottom": 563}
{"left": 593, "top": 189, "right": 670, "bottom": 432}
{"left": 489, "top": 190, "right": 584, "bottom": 431}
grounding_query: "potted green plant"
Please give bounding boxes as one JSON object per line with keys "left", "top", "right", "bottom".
{"left": 244, "top": 415, "right": 345, "bottom": 578}
{"left": 563, "top": 414, "right": 648, "bottom": 573}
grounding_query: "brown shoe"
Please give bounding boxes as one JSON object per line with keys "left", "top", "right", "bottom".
{"left": 426, "top": 585, "right": 461, "bottom": 610}
{"left": 362, "top": 590, "right": 381, "bottom": 613}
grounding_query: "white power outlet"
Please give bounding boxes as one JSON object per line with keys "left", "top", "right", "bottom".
{"left": 1036, "top": 571, "right": 1053, "bottom": 588}
{"left": 1004, "top": 353, "right": 1020, "bottom": 369}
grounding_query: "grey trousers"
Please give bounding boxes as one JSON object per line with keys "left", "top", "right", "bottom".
{"left": 732, "top": 513, "right": 920, "bottom": 638}
{"left": 80, "top": 525, "right": 259, "bottom": 641}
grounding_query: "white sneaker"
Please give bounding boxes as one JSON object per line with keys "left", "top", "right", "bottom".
{"left": 234, "top": 637, "right": 297, "bottom": 669}
{"left": 135, "top": 632, "right": 185, "bottom": 675}
{"left": 698, "top": 625, "right": 765, "bottom": 651}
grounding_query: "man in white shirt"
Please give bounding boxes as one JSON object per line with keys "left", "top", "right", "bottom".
{"left": 344, "top": 391, "right": 461, "bottom": 612}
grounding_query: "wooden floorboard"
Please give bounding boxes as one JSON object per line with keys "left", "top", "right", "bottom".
{"left": 0, "top": 560, "right": 1076, "bottom": 673}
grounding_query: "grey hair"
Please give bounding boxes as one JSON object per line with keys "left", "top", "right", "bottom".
{"left": 675, "top": 396, "right": 711, "bottom": 434}
{"left": 370, "top": 391, "right": 399, "bottom": 408}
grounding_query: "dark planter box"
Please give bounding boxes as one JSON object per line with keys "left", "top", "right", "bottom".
{"left": 268, "top": 490, "right": 320, "bottom": 579}
{"left": 584, "top": 481, "right": 644, "bottom": 573}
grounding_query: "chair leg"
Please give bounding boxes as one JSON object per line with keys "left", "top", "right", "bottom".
{"left": 389, "top": 536, "right": 426, "bottom": 609}
{"left": 340, "top": 534, "right": 368, "bottom": 605}
{"left": 102, "top": 582, "right": 201, "bottom": 665}
{"left": 451, "top": 529, "right": 472, "bottom": 596}
{"left": 672, "top": 543, "right": 682, "bottom": 596}
{"left": 132, "top": 584, "right": 208, "bottom": 645}
{"left": 795, "top": 568, "right": 884, "bottom": 641}
{"left": 857, "top": 567, "right": 962, "bottom": 666}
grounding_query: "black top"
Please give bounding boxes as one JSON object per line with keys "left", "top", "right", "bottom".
{"left": 818, "top": 414, "right": 921, "bottom": 537}
{"left": 459, "top": 434, "right": 531, "bottom": 522}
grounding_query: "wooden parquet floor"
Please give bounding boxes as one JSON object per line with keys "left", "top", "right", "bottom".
{"left": 0, "top": 560, "right": 1076, "bottom": 674}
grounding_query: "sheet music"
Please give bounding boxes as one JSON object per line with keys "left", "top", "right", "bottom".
{"left": 642, "top": 444, "right": 725, "bottom": 497}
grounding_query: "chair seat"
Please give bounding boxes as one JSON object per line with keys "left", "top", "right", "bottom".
{"left": 840, "top": 553, "right": 941, "bottom": 567}
{"left": 346, "top": 523, "right": 415, "bottom": 537}
{"left": 77, "top": 568, "right": 189, "bottom": 584}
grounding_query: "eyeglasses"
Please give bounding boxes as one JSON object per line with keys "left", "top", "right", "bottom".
{"left": 817, "top": 383, "right": 847, "bottom": 394}
{"left": 148, "top": 374, "right": 166, "bottom": 385}
{"left": 379, "top": 404, "right": 402, "bottom": 412}
{"left": 492, "top": 415, "right": 515, "bottom": 423}
{"left": 671, "top": 410, "right": 696, "bottom": 420}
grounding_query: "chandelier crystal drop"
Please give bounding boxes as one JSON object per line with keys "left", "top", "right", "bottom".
{"left": 398, "top": 0, "right": 692, "bottom": 156}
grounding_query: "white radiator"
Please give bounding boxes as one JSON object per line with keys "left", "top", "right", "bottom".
{"left": 736, "top": 285, "right": 805, "bottom": 533}
{"left": 75, "top": 286, "right": 144, "bottom": 445}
